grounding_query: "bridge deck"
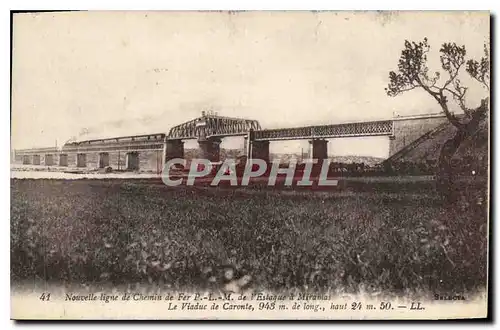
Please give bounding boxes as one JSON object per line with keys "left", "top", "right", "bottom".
{"left": 167, "top": 114, "right": 261, "bottom": 140}
{"left": 16, "top": 114, "right": 451, "bottom": 156}
{"left": 253, "top": 120, "right": 394, "bottom": 141}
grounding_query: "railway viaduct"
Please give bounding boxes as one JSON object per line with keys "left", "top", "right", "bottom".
{"left": 12, "top": 111, "right": 449, "bottom": 173}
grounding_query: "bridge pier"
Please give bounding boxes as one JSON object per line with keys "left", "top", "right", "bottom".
{"left": 244, "top": 136, "right": 249, "bottom": 158}
{"left": 198, "top": 137, "right": 221, "bottom": 162}
{"left": 77, "top": 153, "right": 86, "bottom": 167}
{"left": 309, "top": 139, "right": 328, "bottom": 163}
{"left": 59, "top": 154, "right": 68, "bottom": 166}
{"left": 98, "top": 152, "right": 110, "bottom": 168}
{"left": 165, "top": 139, "right": 184, "bottom": 161}
{"left": 251, "top": 140, "right": 270, "bottom": 163}
{"left": 45, "top": 154, "right": 54, "bottom": 166}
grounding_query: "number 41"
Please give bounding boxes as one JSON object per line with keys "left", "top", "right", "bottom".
{"left": 39, "top": 293, "right": 51, "bottom": 301}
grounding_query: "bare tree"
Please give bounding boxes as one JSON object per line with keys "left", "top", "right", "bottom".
{"left": 386, "top": 38, "right": 489, "bottom": 191}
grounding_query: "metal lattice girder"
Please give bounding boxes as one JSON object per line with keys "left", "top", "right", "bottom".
{"left": 167, "top": 114, "right": 261, "bottom": 140}
{"left": 254, "top": 120, "right": 394, "bottom": 141}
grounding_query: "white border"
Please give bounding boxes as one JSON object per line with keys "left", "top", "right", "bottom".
{"left": 2, "top": 1, "right": 496, "bottom": 10}
{"left": 2, "top": 2, "right": 497, "bottom": 329}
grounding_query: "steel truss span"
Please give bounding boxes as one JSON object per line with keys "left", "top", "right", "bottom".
{"left": 167, "top": 115, "right": 261, "bottom": 140}
{"left": 253, "top": 120, "right": 394, "bottom": 141}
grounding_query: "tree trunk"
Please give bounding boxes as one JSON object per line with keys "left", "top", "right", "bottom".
{"left": 436, "top": 110, "right": 485, "bottom": 201}
{"left": 436, "top": 129, "right": 468, "bottom": 201}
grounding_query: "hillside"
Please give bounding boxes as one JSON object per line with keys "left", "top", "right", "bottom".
{"left": 184, "top": 148, "right": 245, "bottom": 161}
{"left": 269, "top": 154, "right": 385, "bottom": 166}
{"left": 385, "top": 117, "right": 488, "bottom": 170}
{"left": 184, "top": 148, "right": 385, "bottom": 166}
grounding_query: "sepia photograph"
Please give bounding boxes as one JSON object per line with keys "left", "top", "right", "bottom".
{"left": 10, "top": 10, "right": 490, "bottom": 320}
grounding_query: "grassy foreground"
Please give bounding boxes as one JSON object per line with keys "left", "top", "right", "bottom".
{"left": 11, "top": 179, "right": 488, "bottom": 297}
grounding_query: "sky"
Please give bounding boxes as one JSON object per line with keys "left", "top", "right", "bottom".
{"left": 11, "top": 11, "right": 489, "bottom": 158}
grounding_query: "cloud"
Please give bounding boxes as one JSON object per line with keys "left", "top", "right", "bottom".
{"left": 12, "top": 11, "right": 489, "bottom": 157}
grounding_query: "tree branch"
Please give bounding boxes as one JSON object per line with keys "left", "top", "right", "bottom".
{"left": 417, "top": 77, "right": 464, "bottom": 129}
{"left": 386, "top": 38, "right": 488, "bottom": 132}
